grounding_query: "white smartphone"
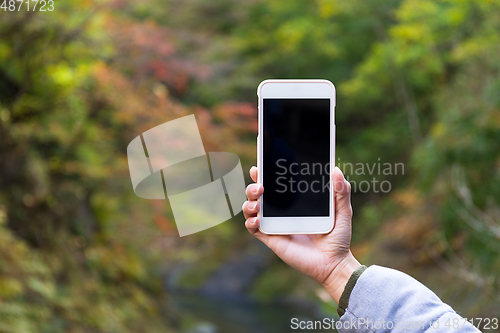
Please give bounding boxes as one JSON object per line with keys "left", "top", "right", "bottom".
{"left": 257, "top": 79, "right": 335, "bottom": 234}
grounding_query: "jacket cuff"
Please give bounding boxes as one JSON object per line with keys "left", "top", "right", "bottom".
{"left": 337, "top": 265, "right": 368, "bottom": 317}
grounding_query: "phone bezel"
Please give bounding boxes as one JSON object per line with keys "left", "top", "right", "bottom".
{"left": 257, "top": 79, "right": 336, "bottom": 235}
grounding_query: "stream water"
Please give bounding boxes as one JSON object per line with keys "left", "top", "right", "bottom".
{"left": 170, "top": 292, "right": 339, "bottom": 333}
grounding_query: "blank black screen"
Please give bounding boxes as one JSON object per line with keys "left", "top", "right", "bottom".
{"left": 263, "top": 99, "right": 330, "bottom": 217}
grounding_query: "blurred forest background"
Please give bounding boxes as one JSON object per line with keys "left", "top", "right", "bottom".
{"left": 1, "top": 0, "right": 500, "bottom": 332}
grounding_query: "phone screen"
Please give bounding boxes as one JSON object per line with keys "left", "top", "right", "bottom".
{"left": 263, "top": 98, "right": 331, "bottom": 217}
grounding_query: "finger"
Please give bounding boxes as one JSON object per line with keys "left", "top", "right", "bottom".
{"left": 242, "top": 201, "right": 260, "bottom": 219}
{"left": 245, "top": 183, "right": 263, "bottom": 201}
{"left": 332, "top": 166, "right": 353, "bottom": 223}
{"left": 249, "top": 166, "right": 258, "bottom": 183}
{"left": 245, "top": 216, "right": 260, "bottom": 233}
{"left": 244, "top": 216, "right": 292, "bottom": 256}
{"left": 244, "top": 217, "right": 273, "bottom": 245}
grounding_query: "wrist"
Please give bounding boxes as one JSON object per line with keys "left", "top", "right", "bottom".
{"left": 321, "top": 252, "right": 361, "bottom": 304}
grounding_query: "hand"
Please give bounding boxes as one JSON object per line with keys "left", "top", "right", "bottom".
{"left": 242, "top": 166, "right": 360, "bottom": 304}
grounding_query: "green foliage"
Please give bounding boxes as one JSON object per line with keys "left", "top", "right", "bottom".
{"left": 160, "top": 0, "right": 500, "bottom": 315}
{"left": 0, "top": 212, "right": 171, "bottom": 333}
{"left": 0, "top": 3, "right": 174, "bottom": 332}
{"left": 252, "top": 262, "right": 303, "bottom": 301}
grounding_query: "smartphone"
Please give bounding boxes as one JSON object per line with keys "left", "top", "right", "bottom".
{"left": 257, "top": 79, "right": 335, "bottom": 234}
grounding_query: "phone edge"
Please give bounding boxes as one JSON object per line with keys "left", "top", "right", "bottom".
{"left": 257, "top": 79, "right": 336, "bottom": 235}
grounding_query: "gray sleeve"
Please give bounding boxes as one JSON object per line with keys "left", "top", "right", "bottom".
{"left": 337, "top": 265, "right": 480, "bottom": 333}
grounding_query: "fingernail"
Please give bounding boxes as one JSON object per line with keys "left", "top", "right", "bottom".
{"left": 252, "top": 184, "right": 261, "bottom": 194}
{"left": 335, "top": 166, "right": 345, "bottom": 180}
{"left": 250, "top": 217, "right": 258, "bottom": 225}
{"left": 250, "top": 202, "right": 258, "bottom": 210}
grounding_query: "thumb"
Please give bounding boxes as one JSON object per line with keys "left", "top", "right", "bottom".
{"left": 332, "top": 166, "right": 353, "bottom": 224}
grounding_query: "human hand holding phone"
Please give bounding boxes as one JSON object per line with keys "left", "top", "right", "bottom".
{"left": 243, "top": 166, "right": 361, "bottom": 304}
